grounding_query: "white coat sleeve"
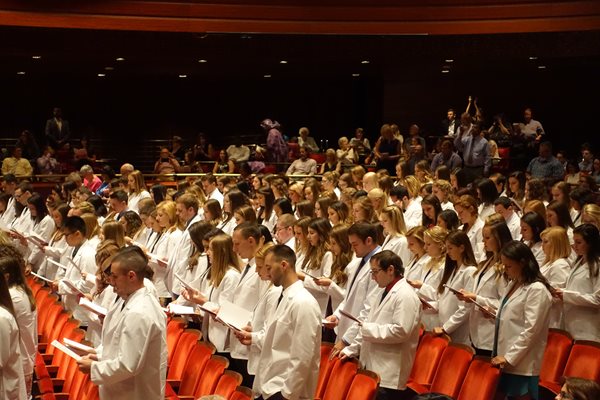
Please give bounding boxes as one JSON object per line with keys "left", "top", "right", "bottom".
{"left": 360, "top": 293, "right": 421, "bottom": 344}
{"left": 342, "top": 280, "right": 382, "bottom": 345}
{"left": 563, "top": 276, "right": 600, "bottom": 307}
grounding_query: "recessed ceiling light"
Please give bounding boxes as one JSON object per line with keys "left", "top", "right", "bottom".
{"left": 279, "top": 60, "right": 288, "bottom": 64}
{"left": 537, "top": 65, "right": 546, "bottom": 69}
{"left": 352, "top": 73, "right": 360, "bottom": 77}
{"left": 178, "top": 74, "right": 188, "bottom": 78}
{"left": 116, "top": 57, "right": 125, "bottom": 61}
{"left": 198, "top": 59, "right": 208, "bottom": 63}
{"left": 445, "top": 59, "right": 454, "bottom": 63}
{"left": 104, "top": 66, "right": 114, "bottom": 71}
{"left": 97, "top": 73, "right": 106, "bottom": 77}
{"left": 17, "top": 71, "right": 25, "bottom": 75}
{"left": 263, "top": 74, "right": 272, "bottom": 78}
{"left": 441, "top": 69, "right": 450, "bottom": 73}
{"left": 529, "top": 56, "right": 538, "bottom": 60}
{"left": 361, "top": 60, "right": 370, "bottom": 64}
{"left": 32, "top": 56, "right": 41, "bottom": 60}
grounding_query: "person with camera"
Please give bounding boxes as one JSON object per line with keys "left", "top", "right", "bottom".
{"left": 153, "top": 147, "right": 181, "bottom": 177}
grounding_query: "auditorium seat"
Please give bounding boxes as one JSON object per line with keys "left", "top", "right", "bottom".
{"left": 541, "top": 340, "right": 600, "bottom": 394}
{"left": 166, "top": 328, "right": 202, "bottom": 387}
{"left": 213, "top": 370, "right": 243, "bottom": 398}
{"left": 229, "top": 386, "right": 253, "bottom": 400}
{"left": 192, "top": 355, "right": 229, "bottom": 398}
{"left": 539, "top": 329, "right": 573, "bottom": 394}
{"left": 320, "top": 358, "right": 359, "bottom": 400}
{"left": 315, "top": 342, "right": 335, "bottom": 399}
{"left": 412, "top": 343, "right": 474, "bottom": 398}
{"left": 456, "top": 356, "right": 500, "bottom": 400}
{"left": 166, "top": 317, "right": 187, "bottom": 368}
{"left": 406, "top": 332, "right": 450, "bottom": 392}
{"left": 346, "top": 369, "right": 380, "bottom": 400}
{"left": 172, "top": 341, "right": 216, "bottom": 397}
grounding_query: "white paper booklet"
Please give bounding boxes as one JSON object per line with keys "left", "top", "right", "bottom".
{"left": 51, "top": 339, "right": 82, "bottom": 361}
{"left": 79, "top": 298, "right": 107, "bottom": 317}
{"left": 217, "top": 300, "right": 252, "bottom": 331}
{"left": 168, "top": 304, "right": 198, "bottom": 315}
{"left": 63, "top": 338, "right": 95, "bottom": 353}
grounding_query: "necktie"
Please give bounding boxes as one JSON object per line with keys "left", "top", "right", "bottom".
{"left": 466, "top": 136, "right": 474, "bottom": 165}
{"left": 238, "top": 264, "right": 251, "bottom": 285}
{"left": 347, "top": 257, "right": 367, "bottom": 294}
{"left": 379, "top": 290, "right": 388, "bottom": 305}
{"left": 276, "top": 292, "right": 284, "bottom": 308}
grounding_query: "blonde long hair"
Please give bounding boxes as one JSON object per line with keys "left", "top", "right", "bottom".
{"left": 541, "top": 226, "right": 571, "bottom": 265}
{"left": 208, "top": 234, "right": 241, "bottom": 287}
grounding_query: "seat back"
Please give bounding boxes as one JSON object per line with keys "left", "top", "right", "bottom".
{"left": 177, "top": 341, "right": 216, "bottom": 396}
{"left": 456, "top": 357, "right": 500, "bottom": 400}
{"left": 315, "top": 342, "right": 335, "bottom": 398}
{"left": 166, "top": 329, "right": 201, "bottom": 380}
{"left": 166, "top": 317, "right": 187, "bottom": 367}
{"left": 563, "top": 340, "right": 600, "bottom": 383}
{"left": 230, "top": 386, "right": 253, "bottom": 400}
{"left": 213, "top": 370, "right": 243, "bottom": 398}
{"left": 408, "top": 333, "right": 450, "bottom": 387}
{"left": 321, "top": 358, "right": 359, "bottom": 400}
{"left": 346, "top": 369, "right": 380, "bottom": 400}
{"left": 429, "top": 344, "right": 474, "bottom": 398}
{"left": 540, "top": 329, "right": 573, "bottom": 384}
{"left": 194, "top": 355, "right": 229, "bottom": 397}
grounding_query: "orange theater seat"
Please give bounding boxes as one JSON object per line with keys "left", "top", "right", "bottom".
{"left": 175, "top": 341, "right": 215, "bottom": 396}
{"left": 346, "top": 369, "right": 380, "bottom": 400}
{"left": 424, "top": 343, "right": 474, "bottom": 398}
{"left": 230, "top": 386, "right": 253, "bottom": 400}
{"left": 192, "top": 355, "right": 229, "bottom": 398}
{"left": 456, "top": 356, "right": 500, "bottom": 400}
{"left": 315, "top": 342, "right": 335, "bottom": 399}
{"left": 539, "top": 329, "right": 573, "bottom": 394}
{"left": 542, "top": 340, "right": 600, "bottom": 394}
{"left": 213, "top": 370, "right": 243, "bottom": 398}
{"left": 406, "top": 332, "right": 450, "bottom": 391}
{"left": 166, "top": 317, "right": 187, "bottom": 367}
{"left": 166, "top": 329, "right": 201, "bottom": 384}
{"left": 321, "top": 358, "right": 359, "bottom": 400}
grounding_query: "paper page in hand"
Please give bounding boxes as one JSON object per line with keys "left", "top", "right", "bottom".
{"left": 67, "top": 257, "right": 82, "bottom": 272}
{"left": 471, "top": 299, "right": 496, "bottom": 318}
{"left": 339, "top": 309, "right": 361, "bottom": 324}
{"left": 147, "top": 252, "right": 168, "bottom": 267}
{"left": 79, "top": 298, "right": 107, "bottom": 317}
{"left": 44, "top": 246, "right": 62, "bottom": 259}
{"left": 443, "top": 284, "right": 462, "bottom": 295}
{"left": 416, "top": 292, "right": 437, "bottom": 311}
{"left": 63, "top": 338, "right": 95, "bottom": 353}
{"left": 217, "top": 300, "right": 252, "bottom": 331}
{"left": 47, "top": 258, "right": 68, "bottom": 271}
{"left": 303, "top": 270, "right": 319, "bottom": 280}
{"left": 199, "top": 303, "right": 219, "bottom": 316}
{"left": 28, "top": 232, "right": 49, "bottom": 246}
{"left": 31, "top": 271, "right": 54, "bottom": 283}
{"left": 174, "top": 273, "right": 195, "bottom": 291}
{"left": 51, "top": 340, "right": 82, "bottom": 361}
{"left": 26, "top": 236, "right": 46, "bottom": 249}
{"left": 168, "top": 304, "right": 198, "bottom": 315}
{"left": 63, "top": 280, "right": 85, "bottom": 296}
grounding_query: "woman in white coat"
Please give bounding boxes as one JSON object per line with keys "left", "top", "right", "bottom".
{"left": 1, "top": 253, "right": 36, "bottom": 399}
{"left": 182, "top": 234, "right": 241, "bottom": 353}
{"left": 520, "top": 212, "right": 547, "bottom": 267}
{"left": 126, "top": 170, "right": 151, "bottom": 214}
{"left": 539, "top": 226, "right": 571, "bottom": 329}
{"left": 455, "top": 195, "right": 485, "bottom": 262}
{"left": 432, "top": 231, "right": 477, "bottom": 345}
{"left": 404, "top": 226, "right": 431, "bottom": 282}
{"left": 217, "top": 190, "right": 248, "bottom": 236}
{"left": 379, "top": 205, "right": 411, "bottom": 266}
{"left": 0, "top": 264, "right": 27, "bottom": 400}
{"left": 457, "top": 221, "right": 512, "bottom": 356}
{"left": 556, "top": 224, "right": 600, "bottom": 341}
{"left": 492, "top": 241, "right": 553, "bottom": 400}
{"left": 37, "top": 203, "right": 70, "bottom": 280}
{"left": 24, "top": 194, "right": 55, "bottom": 272}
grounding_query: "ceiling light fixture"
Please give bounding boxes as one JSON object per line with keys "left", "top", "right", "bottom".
{"left": 263, "top": 74, "right": 272, "bottom": 78}
{"left": 529, "top": 56, "right": 538, "bottom": 60}
{"left": 178, "top": 74, "right": 188, "bottom": 78}
{"left": 104, "top": 67, "right": 114, "bottom": 71}
{"left": 352, "top": 73, "right": 360, "bottom": 77}
{"left": 441, "top": 69, "right": 450, "bottom": 73}
{"left": 116, "top": 57, "right": 125, "bottom": 61}
{"left": 198, "top": 59, "right": 208, "bottom": 63}
{"left": 361, "top": 60, "right": 370, "bottom": 64}
{"left": 97, "top": 73, "right": 106, "bottom": 77}
{"left": 17, "top": 71, "right": 25, "bottom": 75}
{"left": 445, "top": 59, "right": 454, "bottom": 63}
{"left": 32, "top": 56, "right": 41, "bottom": 60}
{"left": 537, "top": 65, "right": 546, "bottom": 69}
{"left": 279, "top": 60, "right": 288, "bottom": 64}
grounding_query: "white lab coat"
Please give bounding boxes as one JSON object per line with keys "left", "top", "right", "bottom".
{"left": 540, "top": 258, "right": 570, "bottom": 329}
{"left": 38, "top": 234, "right": 68, "bottom": 280}
{"left": 26, "top": 214, "right": 55, "bottom": 271}
{"left": 86, "top": 287, "right": 118, "bottom": 347}
{"left": 0, "top": 307, "right": 26, "bottom": 400}
{"left": 253, "top": 281, "right": 321, "bottom": 400}
{"left": 404, "top": 199, "right": 423, "bottom": 230}
{"left": 462, "top": 218, "right": 484, "bottom": 262}
{"left": 439, "top": 265, "right": 477, "bottom": 345}
{"left": 342, "top": 279, "right": 421, "bottom": 390}
{"left": 563, "top": 258, "right": 600, "bottom": 341}
{"left": 478, "top": 203, "right": 495, "bottom": 221}
{"left": 127, "top": 190, "right": 151, "bottom": 214}
{"left": 468, "top": 260, "right": 507, "bottom": 351}
{"left": 229, "top": 260, "right": 267, "bottom": 361}
{"left": 333, "top": 248, "right": 383, "bottom": 343}
{"left": 0, "top": 196, "right": 16, "bottom": 229}
{"left": 217, "top": 217, "right": 236, "bottom": 236}
{"left": 505, "top": 211, "right": 522, "bottom": 241}
{"left": 530, "top": 241, "right": 546, "bottom": 268}
{"left": 166, "top": 216, "right": 200, "bottom": 296}
{"left": 9, "top": 287, "right": 37, "bottom": 378}
{"left": 382, "top": 234, "right": 411, "bottom": 267}
{"left": 495, "top": 281, "right": 552, "bottom": 375}
{"left": 202, "top": 267, "right": 241, "bottom": 352}
{"left": 322, "top": 260, "right": 355, "bottom": 315}
{"left": 404, "top": 254, "right": 431, "bottom": 282}
{"left": 248, "top": 284, "right": 282, "bottom": 375}
{"left": 415, "top": 259, "right": 445, "bottom": 329}
{"left": 302, "top": 251, "right": 333, "bottom": 317}
{"left": 91, "top": 287, "right": 167, "bottom": 400}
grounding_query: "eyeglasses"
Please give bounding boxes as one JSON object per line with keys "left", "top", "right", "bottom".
{"left": 370, "top": 269, "right": 383, "bottom": 275}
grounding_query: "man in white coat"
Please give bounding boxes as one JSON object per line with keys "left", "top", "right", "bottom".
{"left": 275, "top": 214, "right": 296, "bottom": 251}
{"left": 0, "top": 173, "right": 18, "bottom": 228}
{"left": 201, "top": 174, "right": 224, "bottom": 207}
{"left": 324, "top": 223, "right": 382, "bottom": 357}
{"left": 252, "top": 245, "right": 321, "bottom": 400}
{"left": 494, "top": 197, "right": 522, "bottom": 240}
{"left": 78, "top": 246, "right": 167, "bottom": 400}
{"left": 166, "top": 193, "right": 201, "bottom": 296}
{"left": 341, "top": 250, "right": 422, "bottom": 400}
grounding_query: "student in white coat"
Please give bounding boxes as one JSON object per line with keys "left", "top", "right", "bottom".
{"left": 274, "top": 214, "right": 296, "bottom": 251}
{"left": 0, "top": 174, "right": 18, "bottom": 228}
{"left": 256, "top": 187, "right": 277, "bottom": 234}
{"left": 37, "top": 203, "right": 70, "bottom": 280}
{"left": 292, "top": 217, "right": 311, "bottom": 272}
{"left": 78, "top": 247, "right": 168, "bottom": 400}
{"left": 24, "top": 194, "right": 55, "bottom": 272}
{"left": 180, "top": 221, "right": 212, "bottom": 287}
{"left": 1, "top": 252, "right": 37, "bottom": 398}
{"left": 457, "top": 221, "right": 512, "bottom": 356}
{"left": 182, "top": 234, "right": 241, "bottom": 353}
{"left": 0, "top": 275, "right": 27, "bottom": 400}
{"left": 340, "top": 250, "right": 422, "bottom": 400}
{"left": 218, "top": 190, "right": 248, "bottom": 236}
{"left": 492, "top": 241, "right": 553, "bottom": 400}
{"left": 151, "top": 201, "right": 183, "bottom": 300}
{"left": 167, "top": 194, "right": 201, "bottom": 297}
{"left": 251, "top": 245, "right": 321, "bottom": 400}
{"left": 324, "top": 223, "right": 382, "bottom": 358}
{"left": 520, "top": 211, "right": 547, "bottom": 267}
{"left": 201, "top": 174, "right": 224, "bottom": 208}
{"left": 432, "top": 231, "right": 478, "bottom": 345}
{"left": 404, "top": 226, "right": 431, "bottom": 282}
{"left": 126, "top": 171, "right": 151, "bottom": 214}
{"left": 494, "top": 196, "right": 522, "bottom": 240}
{"left": 455, "top": 195, "right": 485, "bottom": 262}
{"left": 432, "top": 179, "right": 455, "bottom": 212}
{"left": 556, "top": 224, "right": 600, "bottom": 341}
{"left": 539, "top": 226, "right": 571, "bottom": 329}
{"left": 379, "top": 205, "right": 411, "bottom": 266}
{"left": 229, "top": 223, "right": 269, "bottom": 387}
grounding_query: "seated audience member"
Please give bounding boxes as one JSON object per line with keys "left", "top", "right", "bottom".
{"left": 201, "top": 173, "right": 224, "bottom": 207}
{"left": 296, "top": 126, "right": 320, "bottom": 153}
{"left": 119, "top": 163, "right": 135, "bottom": 179}
{"left": 430, "top": 139, "right": 462, "bottom": 172}
{"left": 526, "top": 141, "right": 564, "bottom": 181}
{"left": 441, "top": 108, "right": 459, "bottom": 137}
{"left": 226, "top": 143, "right": 250, "bottom": 163}
{"left": 558, "top": 377, "right": 600, "bottom": 400}
{"left": 340, "top": 250, "right": 421, "bottom": 400}
{"left": 37, "top": 146, "right": 60, "bottom": 175}
{"left": 80, "top": 164, "right": 102, "bottom": 193}
{"left": 336, "top": 137, "right": 357, "bottom": 167}
{"left": 320, "top": 149, "right": 341, "bottom": 174}
{"left": 578, "top": 143, "right": 594, "bottom": 173}
{"left": 286, "top": 146, "right": 317, "bottom": 176}
{"left": 213, "top": 149, "right": 235, "bottom": 174}
{"left": 349, "top": 127, "right": 371, "bottom": 163}
{"left": 2, "top": 147, "right": 33, "bottom": 177}
{"left": 153, "top": 147, "right": 181, "bottom": 176}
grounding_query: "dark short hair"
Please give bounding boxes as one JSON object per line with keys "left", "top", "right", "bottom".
{"left": 233, "top": 222, "right": 262, "bottom": 241}
{"left": 64, "top": 216, "right": 87, "bottom": 236}
{"left": 111, "top": 246, "right": 149, "bottom": 281}
{"left": 493, "top": 196, "right": 513, "bottom": 208}
{"left": 3, "top": 174, "right": 17, "bottom": 184}
{"left": 266, "top": 244, "right": 296, "bottom": 267}
{"left": 348, "top": 223, "right": 378, "bottom": 243}
{"left": 371, "top": 250, "right": 404, "bottom": 277}
{"left": 390, "top": 185, "right": 409, "bottom": 200}
{"left": 109, "top": 189, "right": 129, "bottom": 203}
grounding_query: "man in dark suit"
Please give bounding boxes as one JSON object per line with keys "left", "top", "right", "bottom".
{"left": 45, "top": 107, "right": 71, "bottom": 149}
{"left": 441, "top": 108, "right": 459, "bottom": 137}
